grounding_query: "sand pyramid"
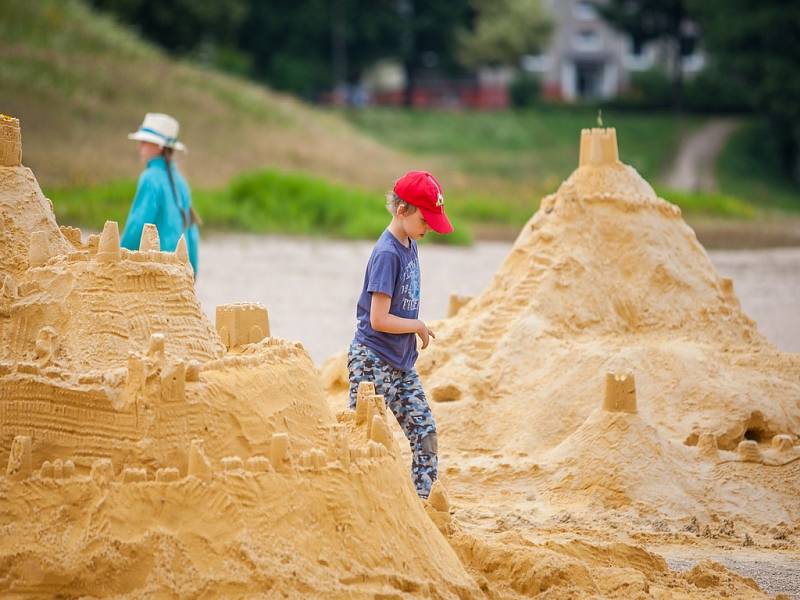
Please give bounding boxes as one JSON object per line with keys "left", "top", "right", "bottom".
{"left": 0, "top": 116, "right": 72, "bottom": 282}
{"left": 418, "top": 128, "right": 799, "bottom": 458}
{"left": 0, "top": 118, "right": 480, "bottom": 598}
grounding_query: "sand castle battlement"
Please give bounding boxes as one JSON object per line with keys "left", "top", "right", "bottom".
{"left": 7, "top": 424, "right": 397, "bottom": 485}
{"left": 1, "top": 218, "right": 222, "bottom": 372}
{"left": 0, "top": 115, "right": 21, "bottom": 167}
{"left": 578, "top": 127, "right": 619, "bottom": 167}
{"left": 216, "top": 302, "right": 270, "bottom": 348}
{"left": 543, "top": 127, "right": 680, "bottom": 216}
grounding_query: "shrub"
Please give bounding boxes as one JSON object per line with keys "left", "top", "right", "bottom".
{"left": 509, "top": 74, "right": 542, "bottom": 108}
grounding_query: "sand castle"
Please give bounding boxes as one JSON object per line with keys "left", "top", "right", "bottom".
{"left": 0, "top": 118, "right": 482, "bottom": 597}
{"left": 406, "top": 127, "right": 800, "bottom": 525}
{"left": 315, "top": 127, "right": 797, "bottom": 598}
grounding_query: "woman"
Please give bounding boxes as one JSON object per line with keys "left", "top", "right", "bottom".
{"left": 121, "top": 113, "right": 199, "bottom": 275}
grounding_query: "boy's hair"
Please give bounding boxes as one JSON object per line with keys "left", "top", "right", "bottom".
{"left": 386, "top": 191, "right": 418, "bottom": 216}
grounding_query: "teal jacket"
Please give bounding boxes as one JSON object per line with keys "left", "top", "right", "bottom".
{"left": 120, "top": 156, "right": 199, "bottom": 274}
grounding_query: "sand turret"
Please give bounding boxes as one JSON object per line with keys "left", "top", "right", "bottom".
{"left": 270, "top": 432, "right": 290, "bottom": 472}
{"left": 602, "top": 372, "right": 637, "bottom": 413}
{"left": 578, "top": 127, "right": 619, "bottom": 167}
{"left": 5, "top": 435, "right": 32, "bottom": 480}
{"left": 0, "top": 115, "right": 71, "bottom": 280}
{"left": 97, "top": 220, "right": 121, "bottom": 261}
{"left": 215, "top": 302, "right": 270, "bottom": 348}
{"left": 28, "top": 231, "right": 51, "bottom": 268}
{"left": 139, "top": 223, "right": 160, "bottom": 251}
{"left": 175, "top": 233, "right": 191, "bottom": 270}
{"left": 0, "top": 115, "right": 22, "bottom": 167}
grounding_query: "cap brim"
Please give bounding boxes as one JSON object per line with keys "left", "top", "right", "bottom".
{"left": 420, "top": 208, "right": 453, "bottom": 234}
{"left": 128, "top": 132, "right": 186, "bottom": 152}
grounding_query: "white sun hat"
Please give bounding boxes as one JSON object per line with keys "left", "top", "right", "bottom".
{"left": 128, "top": 112, "right": 187, "bottom": 152}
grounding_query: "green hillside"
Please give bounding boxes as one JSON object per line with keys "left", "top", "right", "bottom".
{"left": 0, "top": 0, "right": 411, "bottom": 189}
{"left": 4, "top": 0, "right": 792, "bottom": 246}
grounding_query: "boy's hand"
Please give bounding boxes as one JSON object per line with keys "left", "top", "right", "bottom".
{"left": 416, "top": 321, "right": 436, "bottom": 349}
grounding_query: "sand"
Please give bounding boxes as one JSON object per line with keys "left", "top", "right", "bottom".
{"left": 323, "top": 128, "right": 800, "bottom": 598}
{"left": 2, "top": 114, "right": 796, "bottom": 598}
{"left": 196, "top": 239, "right": 800, "bottom": 364}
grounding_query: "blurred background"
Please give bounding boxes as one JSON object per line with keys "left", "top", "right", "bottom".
{"left": 2, "top": 0, "right": 799, "bottom": 246}
{"left": 2, "top": 0, "right": 799, "bottom": 361}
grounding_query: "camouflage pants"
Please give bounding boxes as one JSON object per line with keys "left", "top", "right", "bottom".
{"left": 348, "top": 340, "right": 438, "bottom": 499}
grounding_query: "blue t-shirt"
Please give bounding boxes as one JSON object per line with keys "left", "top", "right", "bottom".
{"left": 354, "top": 229, "right": 421, "bottom": 370}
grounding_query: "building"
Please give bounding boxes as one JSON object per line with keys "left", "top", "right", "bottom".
{"left": 525, "top": 0, "right": 705, "bottom": 102}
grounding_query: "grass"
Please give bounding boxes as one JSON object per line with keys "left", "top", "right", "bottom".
{"left": 655, "top": 187, "right": 756, "bottom": 219}
{"left": 46, "top": 169, "right": 473, "bottom": 245}
{"left": 717, "top": 120, "right": 800, "bottom": 214}
{"left": 344, "top": 106, "right": 701, "bottom": 187}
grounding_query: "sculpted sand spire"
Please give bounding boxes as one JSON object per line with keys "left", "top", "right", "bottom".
{"left": 139, "top": 222, "right": 160, "bottom": 251}
{"left": 0, "top": 114, "right": 22, "bottom": 167}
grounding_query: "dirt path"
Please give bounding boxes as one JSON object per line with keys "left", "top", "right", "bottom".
{"left": 664, "top": 118, "right": 740, "bottom": 191}
{"left": 195, "top": 235, "right": 800, "bottom": 364}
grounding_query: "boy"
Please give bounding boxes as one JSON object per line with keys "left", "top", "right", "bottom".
{"left": 348, "top": 171, "right": 453, "bottom": 499}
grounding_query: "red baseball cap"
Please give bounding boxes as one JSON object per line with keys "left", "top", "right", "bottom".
{"left": 393, "top": 171, "right": 453, "bottom": 234}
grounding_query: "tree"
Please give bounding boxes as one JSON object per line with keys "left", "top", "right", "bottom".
{"left": 458, "top": 0, "right": 551, "bottom": 68}
{"left": 395, "top": 0, "right": 474, "bottom": 106}
{"left": 89, "top": 0, "right": 476, "bottom": 103}
{"left": 236, "top": 0, "right": 403, "bottom": 99}
{"left": 89, "top": 0, "right": 248, "bottom": 56}
{"left": 598, "top": 0, "right": 697, "bottom": 109}
{"left": 690, "top": 0, "right": 800, "bottom": 180}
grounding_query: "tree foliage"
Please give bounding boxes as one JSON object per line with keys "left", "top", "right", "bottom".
{"left": 690, "top": 0, "right": 800, "bottom": 179}
{"left": 458, "top": 0, "right": 551, "bottom": 68}
{"left": 89, "top": 0, "right": 247, "bottom": 54}
{"left": 598, "top": 0, "right": 696, "bottom": 108}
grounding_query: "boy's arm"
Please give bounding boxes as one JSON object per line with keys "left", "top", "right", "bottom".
{"left": 370, "top": 292, "right": 435, "bottom": 349}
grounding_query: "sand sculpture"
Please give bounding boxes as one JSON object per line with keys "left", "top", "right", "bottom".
{"left": 404, "top": 127, "right": 799, "bottom": 516}
{"left": 317, "top": 128, "right": 798, "bottom": 598}
{"left": 0, "top": 117, "right": 481, "bottom": 597}
{"left": 2, "top": 114, "right": 786, "bottom": 598}
{"left": 394, "top": 132, "right": 799, "bottom": 598}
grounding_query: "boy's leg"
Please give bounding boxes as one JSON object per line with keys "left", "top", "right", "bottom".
{"left": 348, "top": 342, "right": 437, "bottom": 498}
{"left": 387, "top": 368, "right": 438, "bottom": 499}
{"left": 347, "top": 341, "right": 396, "bottom": 410}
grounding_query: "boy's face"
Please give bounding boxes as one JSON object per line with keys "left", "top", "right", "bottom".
{"left": 398, "top": 205, "right": 432, "bottom": 240}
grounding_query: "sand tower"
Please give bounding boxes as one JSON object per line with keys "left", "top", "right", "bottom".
{"left": 397, "top": 126, "right": 800, "bottom": 522}
{"left": 0, "top": 115, "right": 72, "bottom": 282}
{"left": 0, "top": 118, "right": 480, "bottom": 598}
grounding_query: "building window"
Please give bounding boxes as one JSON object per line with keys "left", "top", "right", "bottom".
{"left": 573, "top": 29, "right": 601, "bottom": 52}
{"left": 573, "top": 1, "right": 598, "bottom": 21}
